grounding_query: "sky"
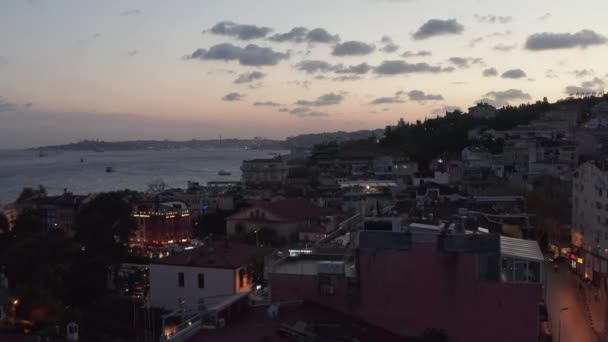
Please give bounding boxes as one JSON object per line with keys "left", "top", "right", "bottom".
{"left": 1, "top": 0, "right": 607, "bottom": 148}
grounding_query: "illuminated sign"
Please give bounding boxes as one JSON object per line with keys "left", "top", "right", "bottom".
{"left": 288, "top": 249, "right": 312, "bottom": 257}
{"left": 577, "top": 257, "right": 583, "bottom": 264}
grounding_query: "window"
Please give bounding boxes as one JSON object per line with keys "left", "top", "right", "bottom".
{"left": 198, "top": 273, "right": 205, "bottom": 288}
{"left": 178, "top": 272, "right": 185, "bottom": 287}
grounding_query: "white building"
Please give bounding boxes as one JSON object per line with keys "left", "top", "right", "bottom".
{"left": 148, "top": 241, "right": 256, "bottom": 310}
{"left": 572, "top": 161, "right": 608, "bottom": 280}
{"left": 240, "top": 156, "right": 287, "bottom": 186}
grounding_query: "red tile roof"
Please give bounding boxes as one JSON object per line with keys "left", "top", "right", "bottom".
{"left": 153, "top": 241, "right": 256, "bottom": 269}
{"left": 228, "top": 199, "right": 324, "bottom": 222}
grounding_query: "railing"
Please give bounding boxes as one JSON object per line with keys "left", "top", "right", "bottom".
{"left": 314, "top": 213, "right": 362, "bottom": 247}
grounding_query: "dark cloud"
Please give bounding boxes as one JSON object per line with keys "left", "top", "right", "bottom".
{"left": 253, "top": 101, "right": 280, "bottom": 107}
{"left": 120, "top": 9, "right": 141, "bottom": 17}
{"left": 525, "top": 30, "right": 607, "bottom": 50}
{"left": 412, "top": 19, "right": 464, "bottom": 40}
{"left": 278, "top": 108, "right": 289, "bottom": 112}
{"left": 288, "top": 107, "right": 329, "bottom": 117}
{"left": 188, "top": 43, "right": 289, "bottom": 66}
{"left": 474, "top": 14, "right": 512, "bottom": 24}
{"left": 448, "top": 57, "right": 483, "bottom": 68}
{"left": 380, "top": 36, "right": 399, "bottom": 53}
{"left": 407, "top": 90, "right": 444, "bottom": 101}
{"left": 127, "top": 50, "right": 138, "bottom": 57}
{"left": 269, "top": 27, "right": 308, "bottom": 43}
{"left": 581, "top": 77, "right": 605, "bottom": 88}
{"left": 334, "top": 62, "right": 372, "bottom": 74}
{"left": 0, "top": 97, "right": 17, "bottom": 113}
{"left": 295, "top": 60, "right": 334, "bottom": 73}
{"left": 493, "top": 43, "right": 516, "bottom": 52}
{"left": 565, "top": 85, "right": 596, "bottom": 94}
{"left": 296, "top": 92, "right": 344, "bottom": 106}
{"left": 374, "top": 60, "right": 454, "bottom": 75}
{"left": 207, "top": 21, "right": 272, "bottom": 40}
{"left": 571, "top": 69, "right": 594, "bottom": 78}
{"left": 333, "top": 75, "right": 363, "bottom": 82}
{"left": 501, "top": 69, "right": 527, "bottom": 79}
{"left": 480, "top": 89, "right": 531, "bottom": 107}
{"left": 234, "top": 71, "right": 266, "bottom": 84}
{"left": 307, "top": 28, "right": 340, "bottom": 43}
{"left": 221, "top": 92, "right": 245, "bottom": 101}
{"left": 269, "top": 27, "right": 340, "bottom": 44}
{"left": 370, "top": 97, "right": 404, "bottom": 105}
{"left": 401, "top": 50, "right": 432, "bottom": 58}
{"left": 332, "top": 41, "right": 375, "bottom": 56}
{"left": 565, "top": 77, "right": 606, "bottom": 94}
{"left": 482, "top": 67, "right": 498, "bottom": 77}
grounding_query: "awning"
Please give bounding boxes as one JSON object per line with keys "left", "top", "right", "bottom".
{"left": 500, "top": 236, "right": 544, "bottom": 262}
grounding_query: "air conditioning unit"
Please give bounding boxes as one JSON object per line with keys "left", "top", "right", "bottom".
{"left": 218, "top": 318, "right": 226, "bottom": 328}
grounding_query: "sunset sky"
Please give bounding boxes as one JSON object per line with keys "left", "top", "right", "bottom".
{"left": 1, "top": 0, "right": 607, "bottom": 147}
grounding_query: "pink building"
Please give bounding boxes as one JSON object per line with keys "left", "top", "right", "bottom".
{"left": 267, "top": 230, "right": 544, "bottom": 342}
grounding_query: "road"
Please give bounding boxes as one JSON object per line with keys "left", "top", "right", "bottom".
{"left": 546, "top": 261, "right": 598, "bottom": 342}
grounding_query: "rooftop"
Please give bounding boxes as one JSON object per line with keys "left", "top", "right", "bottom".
{"left": 153, "top": 241, "right": 256, "bottom": 269}
{"left": 188, "top": 301, "right": 412, "bottom": 342}
{"left": 229, "top": 199, "right": 324, "bottom": 222}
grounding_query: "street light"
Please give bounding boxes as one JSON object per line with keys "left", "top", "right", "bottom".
{"left": 558, "top": 307, "right": 568, "bottom": 342}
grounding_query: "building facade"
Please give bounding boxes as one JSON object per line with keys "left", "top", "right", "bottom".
{"left": 131, "top": 201, "right": 191, "bottom": 245}
{"left": 149, "top": 241, "right": 255, "bottom": 310}
{"left": 240, "top": 156, "right": 287, "bottom": 187}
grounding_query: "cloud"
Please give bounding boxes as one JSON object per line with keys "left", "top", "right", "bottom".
{"left": 474, "top": 14, "right": 512, "bottom": 24}
{"left": 253, "top": 101, "right": 280, "bottom": 107}
{"left": 545, "top": 69, "right": 558, "bottom": 79}
{"left": 482, "top": 67, "right": 498, "bottom": 77}
{"left": 278, "top": 108, "right": 289, "bottom": 112}
{"left": 332, "top": 41, "right": 375, "bottom": 56}
{"left": 480, "top": 89, "right": 531, "bottom": 107}
{"left": 296, "top": 92, "right": 344, "bottom": 106}
{"left": 288, "top": 107, "right": 329, "bottom": 117}
{"left": 571, "top": 69, "right": 594, "bottom": 78}
{"left": 412, "top": 19, "right": 464, "bottom": 40}
{"left": 487, "top": 30, "right": 512, "bottom": 38}
{"left": 269, "top": 27, "right": 308, "bottom": 43}
{"left": 295, "top": 60, "right": 333, "bottom": 73}
{"left": 333, "top": 62, "right": 372, "bottom": 74}
{"left": 307, "top": 28, "right": 340, "bottom": 43}
{"left": 23, "top": 102, "right": 33, "bottom": 109}
{"left": 407, "top": 90, "right": 444, "bottom": 101}
{"left": 374, "top": 60, "right": 454, "bottom": 75}
{"left": 501, "top": 69, "right": 527, "bottom": 79}
{"left": 120, "top": 9, "right": 141, "bottom": 17}
{"left": 401, "top": 50, "right": 432, "bottom": 57}
{"left": 493, "top": 43, "right": 516, "bottom": 52}
{"left": 469, "top": 37, "right": 484, "bottom": 47}
{"left": 538, "top": 13, "right": 551, "bottom": 21}
{"left": 207, "top": 21, "right": 272, "bottom": 40}
{"left": 525, "top": 30, "right": 607, "bottom": 50}
{"left": 370, "top": 97, "right": 405, "bottom": 105}
{"left": 127, "top": 50, "right": 138, "bottom": 57}
{"left": 0, "top": 97, "right": 17, "bottom": 113}
{"left": 221, "top": 92, "right": 245, "bottom": 101}
{"left": 333, "top": 75, "right": 363, "bottom": 82}
{"left": 234, "top": 71, "right": 266, "bottom": 84}
{"left": 188, "top": 43, "right": 289, "bottom": 66}
{"left": 269, "top": 27, "right": 340, "bottom": 44}
{"left": 288, "top": 80, "right": 311, "bottom": 88}
{"left": 380, "top": 36, "right": 399, "bottom": 53}
{"left": 448, "top": 57, "right": 483, "bottom": 68}
{"left": 565, "top": 77, "right": 606, "bottom": 94}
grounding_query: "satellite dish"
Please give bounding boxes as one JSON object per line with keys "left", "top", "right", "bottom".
{"left": 267, "top": 303, "right": 280, "bottom": 318}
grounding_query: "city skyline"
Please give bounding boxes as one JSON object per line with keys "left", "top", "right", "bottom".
{"left": 1, "top": 0, "right": 608, "bottom": 148}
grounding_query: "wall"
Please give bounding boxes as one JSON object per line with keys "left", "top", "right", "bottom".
{"left": 270, "top": 243, "right": 541, "bottom": 342}
{"left": 149, "top": 264, "right": 236, "bottom": 310}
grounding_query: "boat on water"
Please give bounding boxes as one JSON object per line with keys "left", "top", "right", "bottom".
{"left": 105, "top": 166, "right": 114, "bottom": 173}
{"left": 217, "top": 169, "right": 231, "bottom": 176}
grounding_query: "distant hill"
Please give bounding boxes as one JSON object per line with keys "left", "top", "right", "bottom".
{"left": 285, "top": 129, "right": 384, "bottom": 148}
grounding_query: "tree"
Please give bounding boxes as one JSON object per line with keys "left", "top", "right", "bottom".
{"left": 13, "top": 208, "right": 45, "bottom": 239}
{"left": 75, "top": 192, "right": 137, "bottom": 289}
{"left": 0, "top": 213, "right": 9, "bottom": 233}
